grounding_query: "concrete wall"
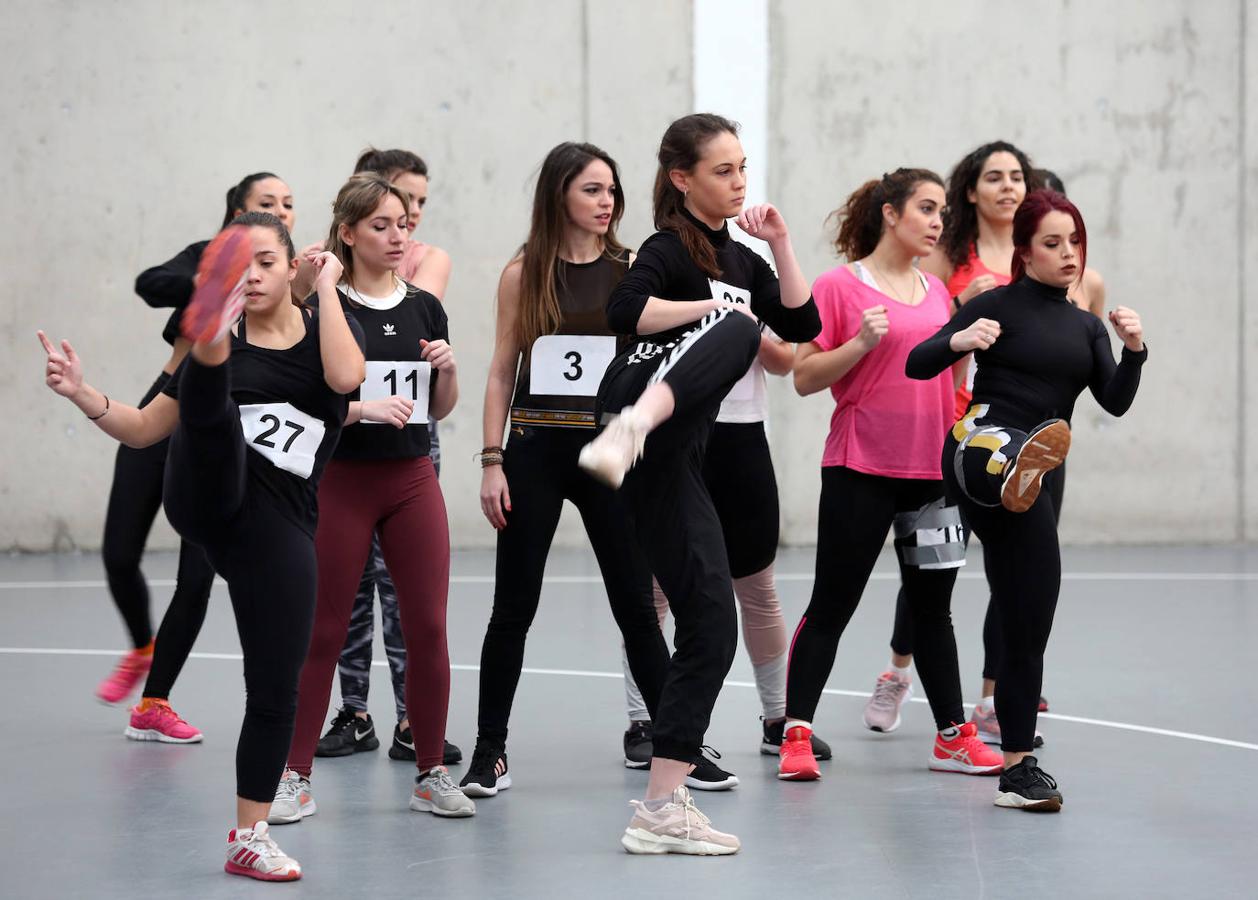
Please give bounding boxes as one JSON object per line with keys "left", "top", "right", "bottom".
{"left": 2, "top": 1, "right": 1253, "bottom": 549}
{"left": 768, "top": 0, "right": 1254, "bottom": 544}
{"left": 3, "top": 0, "right": 691, "bottom": 551}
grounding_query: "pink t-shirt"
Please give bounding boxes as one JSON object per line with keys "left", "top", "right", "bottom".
{"left": 812, "top": 265, "right": 955, "bottom": 479}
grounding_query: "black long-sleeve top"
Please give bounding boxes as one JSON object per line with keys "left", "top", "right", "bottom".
{"left": 606, "top": 210, "right": 821, "bottom": 345}
{"left": 905, "top": 275, "right": 1147, "bottom": 431}
{"left": 135, "top": 240, "right": 210, "bottom": 345}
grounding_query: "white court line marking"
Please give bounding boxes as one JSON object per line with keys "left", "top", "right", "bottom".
{"left": 2, "top": 646, "right": 1256, "bottom": 753}
{"left": 2, "top": 571, "right": 1257, "bottom": 590}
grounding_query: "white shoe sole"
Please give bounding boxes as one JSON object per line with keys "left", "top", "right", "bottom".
{"left": 409, "top": 794, "right": 477, "bottom": 817}
{"left": 266, "top": 799, "right": 316, "bottom": 825}
{"left": 624, "top": 757, "right": 651, "bottom": 770}
{"left": 776, "top": 767, "right": 820, "bottom": 781}
{"left": 621, "top": 827, "right": 739, "bottom": 856}
{"left": 460, "top": 773, "right": 511, "bottom": 798}
{"left": 994, "top": 790, "right": 1063, "bottom": 812}
{"left": 577, "top": 444, "right": 626, "bottom": 489}
{"left": 123, "top": 725, "right": 203, "bottom": 744}
{"left": 929, "top": 757, "right": 1002, "bottom": 775}
{"left": 684, "top": 773, "right": 739, "bottom": 791}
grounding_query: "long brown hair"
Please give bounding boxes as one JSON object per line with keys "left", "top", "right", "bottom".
{"left": 324, "top": 174, "right": 411, "bottom": 289}
{"left": 652, "top": 113, "right": 739, "bottom": 279}
{"left": 516, "top": 142, "right": 627, "bottom": 349}
{"left": 829, "top": 168, "right": 944, "bottom": 260}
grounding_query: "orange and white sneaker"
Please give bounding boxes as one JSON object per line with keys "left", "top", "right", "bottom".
{"left": 181, "top": 225, "right": 252, "bottom": 344}
{"left": 94, "top": 647, "right": 152, "bottom": 705}
{"left": 929, "top": 722, "right": 1003, "bottom": 775}
{"left": 225, "top": 821, "right": 301, "bottom": 881}
{"left": 777, "top": 724, "right": 821, "bottom": 781}
{"left": 1000, "top": 419, "right": 1070, "bottom": 513}
{"left": 268, "top": 770, "right": 316, "bottom": 825}
{"left": 124, "top": 697, "right": 203, "bottom": 743}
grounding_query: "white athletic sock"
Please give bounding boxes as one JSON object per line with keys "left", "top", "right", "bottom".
{"left": 939, "top": 725, "right": 961, "bottom": 740}
{"left": 890, "top": 663, "right": 912, "bottom": 680}
{"left": 784, "top": 718, "right": 812, "bottom": 734}
{"left": 977, "top": 696, "right": 995, "bottom": 713}
{"left": 752, "top": 653, "right": 787, "bottom": 720}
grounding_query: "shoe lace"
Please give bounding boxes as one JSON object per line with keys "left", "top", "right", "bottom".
{"left": 698, "top": 744, "right": 722, "bottom": 762}
{"left": 869, "top": 675, "right": 907, "bottom": 711}
{"left": 244, "top": 828, "right": 284, "bottom": 859}
{"left": 327, "top": 707, "right": 357, "bottom": 734}
{"left": 423, "top": 767, "right": 461, "bottom": 796}
{"left": 469, "top": 742, "right": 503, "bottom": 773}
{"left": 679, "top": 792, "right": 712, "bottom": 837}
{"left": 274, "top": 773, "right": 300, "bottom": 803}
{"left": 1028, "top": 765, "right": 1058, "bottom": 790}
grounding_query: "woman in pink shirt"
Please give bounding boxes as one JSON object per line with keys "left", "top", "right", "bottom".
{"left": 777, "top": 169, "right": 1002, "bottom": 782}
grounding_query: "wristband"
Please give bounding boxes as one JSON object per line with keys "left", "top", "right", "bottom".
{"left": 951, "top": 295, "right": 962, "bottom": 313}
{"left": 87, "top": 395, "right": 110, "bottom": 421}
{"left": 477, "top": 446, "right": 504, "bottom": 468}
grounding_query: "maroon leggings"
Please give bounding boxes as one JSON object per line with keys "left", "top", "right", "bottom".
{"left": 288, "top": 456, "right": 450, "bottom": 774}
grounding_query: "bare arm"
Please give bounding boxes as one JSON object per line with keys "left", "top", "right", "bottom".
{"left": 758, "top": 333, "right": 794, "bottom": 376}
{"left": 309, "top": 252, "right": 366, "bottom": 394}
{"left": 792, "top": 303, "right": 888, "bottom": 395}
{"left": 918, "top": 245, "right": 953, "bottom": 282}
{"left": 479, "top": 261, "right": 524, "bottom": 529}
{"left": 412, "top": 246, "right": 452, "bottom": 301}
{"left": 38, "top": 332, "right": 179, "bottom": 447}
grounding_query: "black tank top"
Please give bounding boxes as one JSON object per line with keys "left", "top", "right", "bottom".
{"left": 510, "top": 251, "right": 629, "bottom": 428}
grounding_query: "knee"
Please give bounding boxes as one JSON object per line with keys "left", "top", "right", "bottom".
{"left": 102, "top": 531, "right": 143, "bottom": 577}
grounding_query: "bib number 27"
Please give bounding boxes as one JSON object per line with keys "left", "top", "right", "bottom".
{"left": 239, "top": 402, "right": 325, "bottom": 479}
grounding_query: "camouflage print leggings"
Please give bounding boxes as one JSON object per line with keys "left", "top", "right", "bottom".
{"left": 336, "top": 421, "right": 440, "bottom": 720}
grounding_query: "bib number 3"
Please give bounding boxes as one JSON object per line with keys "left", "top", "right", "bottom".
{"left": 530, "top": 335, "right": 616, "bottom": 397}
{"left": 239, "top": 402, "right": 325, "bottom": 479}
{"left": 362, "top": 360, "right": 431, "bottom": 423}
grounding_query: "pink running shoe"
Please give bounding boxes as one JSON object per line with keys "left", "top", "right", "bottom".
{"left": 95, "top": 648, "right": 152, "bottom": 705}
{"left": 125, "top": 698, "right": 203, "bottom": 743}
{"left": 777, "top": 725, "right": 821, "bottom": 781}
{"left": 181, "top": 225, "right": 252, "bottom": 344}
{"left": 225, "top": 821, "right": 301, "bottom": 881}
{"left": 929, "top": 722, "right": 1003, "bottom": 775}
{"left": 861, "top": 670, "right": 914, "bottom": 733}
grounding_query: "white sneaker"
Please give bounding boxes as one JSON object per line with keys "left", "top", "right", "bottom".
{"left": 621, "top": 786, "right": 740, "bottom": 855}
{"left": 578, "top": 406, "right": 649, "bottom": 489}
{"left": 268, "top": 769, "right": 316, "bottom": 825}
{"left": 225, "top": 820, "right": 301, "bottom": 881}
{"left": 410, "top": 766, "right": 477, "bottom": 817}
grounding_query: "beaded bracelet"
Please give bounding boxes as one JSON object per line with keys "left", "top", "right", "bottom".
{"left": 477, "top": 446, "right": 504, "bottom": 468}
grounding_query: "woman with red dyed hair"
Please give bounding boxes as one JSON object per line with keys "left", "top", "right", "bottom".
{"left": 906, "top": 190, "right": 1148, "bottom": 812}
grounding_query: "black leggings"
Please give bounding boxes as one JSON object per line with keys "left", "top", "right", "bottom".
{"left": 101, "top": 371, "right": 214, "bottom": 665}
{"left": 475, "top": 426, "right": 669, "bottom": 745}
{"left": 890, "top": 464, "right": 1064, "bottom": 680}
{"left": 942, "top": 433, "right": 1058, "bottom": 752}
{"left": 705, "top": 421, "right": 778, "bottom": 578}
{"left": 162, "top": 357, "right": 316, "bottom": 802}
{"left": 786, "top": 466, "right": 965, "bottom": 730}
{"left": 596, "top": 309, "right": 761, "bottom": 762}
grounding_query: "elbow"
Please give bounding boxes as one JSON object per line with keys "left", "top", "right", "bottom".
{"left": 328, "top": 364, "right": 365, "bottom": 395}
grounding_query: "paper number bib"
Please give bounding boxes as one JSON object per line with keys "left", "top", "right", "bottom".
{"left": 239, "top": 403, "right": 326, "bottom": 479}
{"left": 710, "top": 279, "right": 758, "bottom": 402}
{"left": 530, "top": 335, "right": 616, "bottom": 397}
{"left": 361, "top": 360, "right": 431, "bottom": 424}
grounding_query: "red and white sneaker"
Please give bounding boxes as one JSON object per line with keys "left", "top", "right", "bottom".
{"left": 94, "top": 648, "right": 152, "bottom": 705}
{"left": 124, "top": 697, "right": 203, "bottom": 743}
{"left": 225, "top": 821, "right": 301, "bottom": 882}
{"left": 181, "top": 225, "right": 252, "bottom": 344}
{"left": 777, "top": 725, "right": 821, "bottom": 781}
{"left": 929, "top": 722, "right": 1003, "bottom": 775}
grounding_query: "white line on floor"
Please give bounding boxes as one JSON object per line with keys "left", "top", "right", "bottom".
{"left": 3, "top": 646, "right": 1255, "bottom": 752}
{"left": 1, "top": 571, "right": 1256, "bottom": 590}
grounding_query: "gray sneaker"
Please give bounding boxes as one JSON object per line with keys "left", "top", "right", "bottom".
{"left": 410, "top": 766, "right": 476, "bottom": 818}
{"left": 862, "top": 671, "right": 913, "bottom": 733}
{"left": 267, "top": 770, "right": 316, "bottom": 825}
{"left": 621, "top": 786, "right": 740, "bottom": 856}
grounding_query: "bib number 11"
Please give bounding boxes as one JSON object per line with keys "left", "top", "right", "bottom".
{"left": 362, "top": 360, "right": 431, "bottom": 423}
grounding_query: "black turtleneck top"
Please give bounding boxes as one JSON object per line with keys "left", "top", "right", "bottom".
{"left": 905, "top": 275, "right": 1147, "bottom": 431}
{"left": 606, "top": 210, "right": 821, "bottom": 345}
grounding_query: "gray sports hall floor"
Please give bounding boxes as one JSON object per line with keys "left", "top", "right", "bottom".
{"left": 2, "top": 545, "right": 1255, "bottom": 899}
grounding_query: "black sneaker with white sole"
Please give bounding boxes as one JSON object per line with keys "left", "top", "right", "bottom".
{"left": 459, "top": 741, "right": 511, "bottom": 797}
{"left": 760, "top": 718, "right": 833, "bottom": 760}
{"left": 314, "top": 708, "right": 379, "bottom": 757}
{"left": 623, "top": 721, "right": 653, "bottom": 769}
{"left": 685, "top": 746, "right": 739, "bottom": 791}
{"left": 994, "top": 756, "right": 1063, "bottom": 812}
{"left": 387, "top": 724, "right": 463, "bottom": 766}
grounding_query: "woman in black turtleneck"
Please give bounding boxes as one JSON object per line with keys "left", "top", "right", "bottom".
{"left": 907, "top": 190, "right": 1146, "bottom": 812}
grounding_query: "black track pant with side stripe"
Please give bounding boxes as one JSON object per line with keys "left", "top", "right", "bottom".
{"left": 594, "top": 309, "right": 761, "bottom": 763}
